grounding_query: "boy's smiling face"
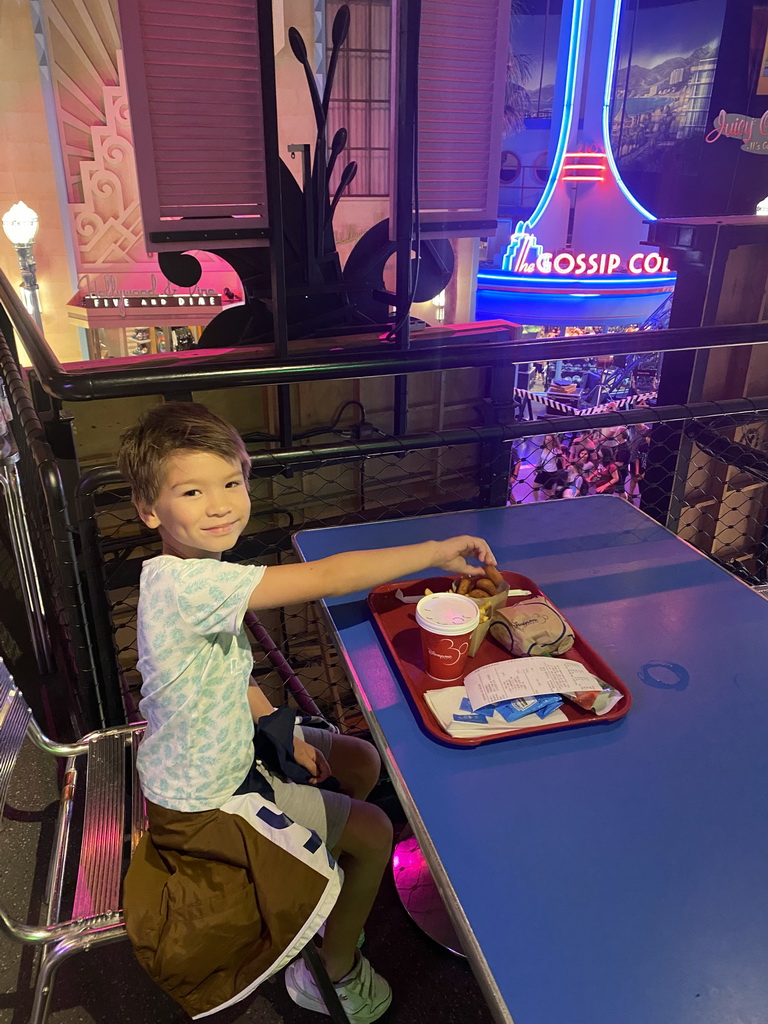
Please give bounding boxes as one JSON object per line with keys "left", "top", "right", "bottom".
{"left": 138, "top": 450, "right": 251, "bottom": 559}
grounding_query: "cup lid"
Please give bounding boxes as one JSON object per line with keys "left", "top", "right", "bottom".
{"left": 415, "top": 593, "right": 480, "bottom": 634}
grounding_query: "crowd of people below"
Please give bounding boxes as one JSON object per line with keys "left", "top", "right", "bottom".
{"left": 510, "top": 418, "right": 652, "bottom": 505}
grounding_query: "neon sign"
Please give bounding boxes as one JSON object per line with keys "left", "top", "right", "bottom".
{"left": 562, "top": 151, "right": 607, "bottom": 182}
{"left": 705, "top": 110, "right": 768, "bottom": 155}
{"left": 82, "top": 294, "right": 221, "bottom": 308}
{"left": 502, "top": 226, "right": 670, "bottom": 278}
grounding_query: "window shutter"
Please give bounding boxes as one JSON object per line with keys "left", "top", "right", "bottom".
{"left": 117, "top": 0, "right": 273, "bottom": 251}
{"left": 393, "top": 0, "right": 510, "bottom": 238}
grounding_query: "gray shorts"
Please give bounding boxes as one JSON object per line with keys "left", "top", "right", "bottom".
{"left": 251, "top": 725, "right": 351, "bottom": 850}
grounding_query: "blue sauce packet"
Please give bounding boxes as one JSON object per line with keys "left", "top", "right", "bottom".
{"left": 477, "top": 694, "right": 564, "bottom": 722}
{"left": 487, "top": 697, "right": 537, "bottom": 722}
{"left": 534, "top": 696, "right": 564, "bottom": 718}
{"left": 454, "top": 692, "right": 565, "bottom": 728}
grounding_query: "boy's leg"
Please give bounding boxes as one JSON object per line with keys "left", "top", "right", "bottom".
{"left": 285, "top": 729, "right": 392, "bottom": 978}
{"left": 302, "top": 730, "right": 391, "bottom": 977}
{"left": 320, "top": 798, "right": 393, "bottom": 982}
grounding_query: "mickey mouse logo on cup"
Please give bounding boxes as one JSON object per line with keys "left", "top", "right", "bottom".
{"left": 416, "top": 594, "right": 480, "bottom": 681}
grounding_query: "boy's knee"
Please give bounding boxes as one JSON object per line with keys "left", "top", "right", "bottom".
{"left": 353, "top": 738, "right": 381, "bottom": 790}
{"left": 329, "top": 734, "right": 381, "bottom": 799}
{"left": 336, "top": 800, "right": 392, "bottom": 863}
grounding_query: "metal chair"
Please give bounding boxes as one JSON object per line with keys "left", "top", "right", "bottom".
{"left": 0, "top": 658, "right": 346, "bottom": 1023}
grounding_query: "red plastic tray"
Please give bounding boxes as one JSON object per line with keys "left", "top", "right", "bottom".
{"left": 367, "top": 571, "right": 632, "bottom": 747}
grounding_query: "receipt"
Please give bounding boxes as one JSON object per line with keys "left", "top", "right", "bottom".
{"left": 464, "top": 657, "right": 598, "bottom": 711}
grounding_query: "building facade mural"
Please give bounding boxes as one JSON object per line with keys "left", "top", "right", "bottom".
{"left": 38, "top": 0, "right": 239, "bottom": 329}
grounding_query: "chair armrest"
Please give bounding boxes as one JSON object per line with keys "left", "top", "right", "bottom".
{"left": 0, "top": 903, "right": 122, "bottom": 945}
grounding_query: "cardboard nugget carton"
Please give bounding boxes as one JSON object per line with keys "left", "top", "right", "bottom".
{"left": 450, "top": 577, "right": 510, "bottom": 657}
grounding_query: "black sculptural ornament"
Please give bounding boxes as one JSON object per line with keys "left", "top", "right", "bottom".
{"left": 157, "top": 4, "right": 453, "bottom": 347}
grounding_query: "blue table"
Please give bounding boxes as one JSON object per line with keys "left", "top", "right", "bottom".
{"left": 294, "top": 497, "right": 768, "bottom": 1024}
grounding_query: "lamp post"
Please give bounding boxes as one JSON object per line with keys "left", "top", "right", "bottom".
{"left": 2, "top": 202, "right": 43, "bottom": 330}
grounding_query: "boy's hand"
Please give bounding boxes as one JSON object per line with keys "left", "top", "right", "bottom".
{"left": 293, "top": 737, "right": 331, "bottom": 785}
{"left": 432, "top": 535, "right": 496, "bottom": 576}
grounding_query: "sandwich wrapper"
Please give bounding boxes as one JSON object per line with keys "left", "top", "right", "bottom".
{"left": 489, "top": 597, "right": 575, "bottom": 657}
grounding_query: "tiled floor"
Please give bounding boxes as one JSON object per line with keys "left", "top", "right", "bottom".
{"left": 0, "top": 739, "right": 495, "bottom": 1024}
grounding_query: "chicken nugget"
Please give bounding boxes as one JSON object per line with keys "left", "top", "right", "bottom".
{"left": 474, "top": 578, "right": 497, "bottom": 597}
{"left": 484, "top": 564, "right": 504, "bottom": 587}
{"left": 468, "top": 588, "right": 488, "bottom": 599}
{"left": 456, "top": 577, "right": 472, "bottom": 595}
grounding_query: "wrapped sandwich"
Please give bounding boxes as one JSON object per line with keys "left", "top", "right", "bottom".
{"left": 489, "top": 597, "right": 575, "bottom": 657}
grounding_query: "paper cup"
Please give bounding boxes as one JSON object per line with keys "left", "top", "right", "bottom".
{"left": 415, "top": 593, "right": 480, "bottom": 681}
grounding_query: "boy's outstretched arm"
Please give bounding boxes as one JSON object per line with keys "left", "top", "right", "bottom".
{"left": 247, "top": 535, "right": 495, "bottom": 613}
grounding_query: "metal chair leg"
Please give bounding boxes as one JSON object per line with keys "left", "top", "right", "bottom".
{"left": 300, "top": 941, "right": 348, "bottom": 1023}
{"left": 30, "top": 929, "right": 126, "bottom": 1024}
{"left": 30, "top": 944, "right": 63, "bottom": 1024}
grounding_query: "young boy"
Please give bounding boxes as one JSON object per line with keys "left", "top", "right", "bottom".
{"left": 117, "top": 402, "right": 494, "bottom": 1022}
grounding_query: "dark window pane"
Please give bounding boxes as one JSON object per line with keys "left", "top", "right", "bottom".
{"left": 325, "top": 0, "right": 391, "bottom": 197}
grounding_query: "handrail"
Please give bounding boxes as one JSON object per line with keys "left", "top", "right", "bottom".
{"left": 2, "top": 262, "right": 768, "bottom": 402}
{"left": 24, "top": 321, "right": 768, "bottom": 402}
{"left": 75, "top": 394, "right": 768, "bottom": 497}
{"left": 0, "top": 332, "right": 104, "bottom": 729}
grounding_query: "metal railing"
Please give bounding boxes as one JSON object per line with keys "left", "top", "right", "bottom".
{"left": 0, "top": 373, "right": 50, "bottom": 674}
{"left": 0, "top": 331, "right": 102, "bottom": 732}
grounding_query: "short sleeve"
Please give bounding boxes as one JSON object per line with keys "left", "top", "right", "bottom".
{"left": 174, "top": 560, "right": 265, "bottom": 636}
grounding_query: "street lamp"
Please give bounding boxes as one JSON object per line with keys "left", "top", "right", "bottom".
{"left": 2, "top": 202, "right": 43, "bottom": 330}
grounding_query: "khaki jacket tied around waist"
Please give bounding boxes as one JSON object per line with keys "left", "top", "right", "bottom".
{"left": 123, "top": 795, "right": 342, "bottom": 1019}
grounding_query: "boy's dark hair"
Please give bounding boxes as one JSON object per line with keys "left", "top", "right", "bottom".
{"left": 117, "top": 402, "right": 250, "bottom": 507}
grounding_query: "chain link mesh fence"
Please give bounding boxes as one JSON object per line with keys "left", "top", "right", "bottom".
{"left": 506, "top": 405, "right": 768, "bottom": 584}
{"left": 75, "top": 399, "right": 768, "bottom": 731}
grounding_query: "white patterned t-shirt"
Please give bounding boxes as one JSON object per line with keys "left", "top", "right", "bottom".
{"left": 136, "top": 555, "right": 265, "bottom": 812}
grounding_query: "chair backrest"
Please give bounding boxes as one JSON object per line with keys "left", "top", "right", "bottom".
{"left": 0, "top": 657, "right": 147, "bottom": 923}
{"left": 0, "top": 659, "right": 32, "bottom": 822}
{"left": 72, "top": 725, "right": 146, "bottom": 919}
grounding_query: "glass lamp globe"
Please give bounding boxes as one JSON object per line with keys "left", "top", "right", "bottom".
{"left": 2, "top": 202, "right": 40, "bottom": 247}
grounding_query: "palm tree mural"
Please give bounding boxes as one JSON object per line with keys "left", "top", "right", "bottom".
{"left": 504, "top": 0, "right": 533, "bottom": 133}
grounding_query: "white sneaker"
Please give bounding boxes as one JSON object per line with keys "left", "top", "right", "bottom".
{"left": 285, "top": 953, "right": 392, "bottom": 1023}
